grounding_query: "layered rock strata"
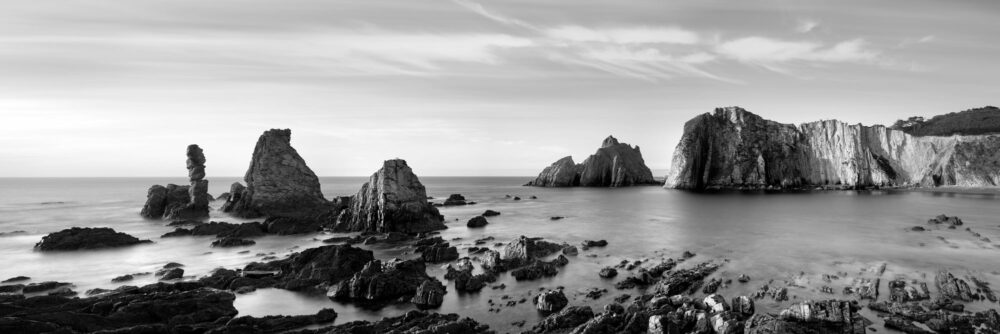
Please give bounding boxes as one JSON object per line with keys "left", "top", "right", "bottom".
{"left": 665, "top": 107, "right": 1000, "bottom": 190}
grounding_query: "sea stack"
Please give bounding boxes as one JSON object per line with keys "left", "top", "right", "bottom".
{"left": 526, "top": 135, "right": 657, "bottom": 187}
{"left": 140, "top": 144, "right": 210, "bottom": 220}
{"left": 221, "top": 129, "right": 329, "bottom": 218}
{"left": 334, "top": 159, "right": 445, "bottom": 233}
{"left": 664, "top": 106, "right": 1000, "bottom": 190}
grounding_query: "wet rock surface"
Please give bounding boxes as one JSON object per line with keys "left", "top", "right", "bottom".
{"left": 35, "top": 227, "right": 152, "bottom": 251}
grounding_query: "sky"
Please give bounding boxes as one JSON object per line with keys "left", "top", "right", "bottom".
{"left": 1, "top": 0, "right": 998, "bottom": 177}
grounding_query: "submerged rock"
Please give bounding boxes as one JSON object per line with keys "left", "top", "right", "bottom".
{"left": 222, "top": 129, "right": 329, "bottom": 218}
{"left": 35, "top": 227, "right": 152, "bottom": 251}
{"left": 527, "top": 136, "right": 657, "bottom": 187}
{"left": 335, "top": 159, "right": 445, "bottom": 234}
{"left": 665, "top": 106, "right": 1000, "bottom": 190}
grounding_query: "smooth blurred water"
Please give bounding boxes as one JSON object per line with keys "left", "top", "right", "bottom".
{"left": 1, "top": 177, "right": 999, "bottom": 333}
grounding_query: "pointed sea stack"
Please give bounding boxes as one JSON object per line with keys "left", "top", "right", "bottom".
{"left": 334, "top": 159, "right": 445, "bottom": 233}
{"left": 664, "top": 106, "right": 1000, "bottom": 190}
{"left": 140, "top": 144, "right": 209, "bottom": 220}
{"left": 221, "top": 129, "right": 329, "bottom": 218}
{"left": 526, "top": 135, "right": 657, "bottom": 187}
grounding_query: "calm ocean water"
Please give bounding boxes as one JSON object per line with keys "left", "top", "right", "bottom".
{"left": 1, "top": 177, "right": 999, "bottom": 332}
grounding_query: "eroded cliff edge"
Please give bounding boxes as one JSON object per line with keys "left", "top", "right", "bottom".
{"left": 527, "top": 136, "right": 658, "bottom": 187}
{"left": 664, "top": 107, "right": 1000, "bottom": 190}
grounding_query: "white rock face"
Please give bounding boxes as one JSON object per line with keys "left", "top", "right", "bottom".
{"left": 665, "top": 107, "right": 1000, "bottom": 189}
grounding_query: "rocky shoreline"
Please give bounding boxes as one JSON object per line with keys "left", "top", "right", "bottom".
{"left": 5, "top": 126, "right": 1000, "bottom": 333}
{"left": 6, "top": 225, "right": 1000, "bottom": 333}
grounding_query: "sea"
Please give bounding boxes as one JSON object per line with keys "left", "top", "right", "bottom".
{"left": 1, "top": 177, "right": 999, "bottom": 333}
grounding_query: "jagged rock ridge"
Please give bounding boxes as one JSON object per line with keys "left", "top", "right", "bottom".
{"left": 335, "top": 159, "right": 445, "bottom": 233}
{"left": 665, "top": 107, "right": 1000, "bottom": 190}
{"left": 527, "top": 135, "right": 658, "bottom": 187}
{"left": 222, "top": 129, "right": 329, "bottom": 218}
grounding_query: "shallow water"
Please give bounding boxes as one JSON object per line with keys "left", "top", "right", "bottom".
{"left": 1, "top": 177, "right": 999, "bottom": 333}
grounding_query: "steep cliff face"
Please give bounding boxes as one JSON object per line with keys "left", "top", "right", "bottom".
{"left": 527, "top": 136, "right": 658, "bottom": 187}
{"left": 222, "top": 129, "right": 329, "bottom": 218}
{"left": 665, "top": 107, "right": 1000, "bottom": 190}
{"left": 335, "top": 159, "right": 445, "bottom": 233}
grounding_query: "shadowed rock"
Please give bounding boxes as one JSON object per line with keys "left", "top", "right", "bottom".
{"left": 335, "top": 159, "right": 445, "bottom": 234}
{"left": 222, "top": 129, "right": 329, "bottom": 218}
{"left": 35, "top": 227, "right": 152, "bottom": 251}
{"left": 527, "top": 135, "right": 657, "bottom": 187}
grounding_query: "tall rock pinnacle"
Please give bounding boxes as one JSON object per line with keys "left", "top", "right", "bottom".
{"left": 141, "top": 144, "right": 210, "bottom": 220}
{"left": 335, "top": 159, "right": 445, "bottom": 233}
{"left": 221, "top": 129, "right": 329, "bottom": 218}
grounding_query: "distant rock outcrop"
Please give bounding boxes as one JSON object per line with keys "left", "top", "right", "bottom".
{"left": 334, "top": 159, "right": 445, "bottom": 234}
{"left": 221, "top": 129, "right": 329, "bottom": 218}
{"left": 665, "top": 107, "right": 1000, "bottom": 190}
{"left": 140, "top": 144, "right": 209, "bottom": 220}
{"left": 526, "top": 136, "right": 657, "bottom": 187}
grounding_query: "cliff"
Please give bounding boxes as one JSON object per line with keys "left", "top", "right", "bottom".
{"left": 334, "top": 159, "right": 445, "bottom": 233}
{"left": 221, "top": 129, "right": 329, "bottom": 218}
{"left": 526, "top": 136, "right": 658, "bottom": 187}
{"left": 664, "top": 107, "right": 1000, "bottom": 190}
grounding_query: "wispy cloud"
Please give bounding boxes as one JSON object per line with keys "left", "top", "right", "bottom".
{"left": 716, "top": 37, "right": 878, "bottom": 64}
{"left": 898, "top": 35, "right": 935, "bottom": 48}
{"left": 544, "top": 26, "right": 700, "bottom": 45}
{"left": 795, "top": 19, "right": 821, "bottom": 33}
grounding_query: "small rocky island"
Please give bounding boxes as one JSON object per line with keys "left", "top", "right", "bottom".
{"left": 665, "top": 106, "right": 1000, "bottom": 190}
{"left": 140, "top": 144, "right": 210, "bottom": 220}
{"left": 527, "top": 135, "right": 658, "bottom": 187}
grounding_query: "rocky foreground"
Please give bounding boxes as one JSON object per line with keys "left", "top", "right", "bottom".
{"left": 664, "top": 107, "right": 1000, "bottom": 190}
{"left": 9, "top": 216, "right": 1000, "bottom": 334}
{"left": 527, "top": 136, "right": 658, "bottom": 187}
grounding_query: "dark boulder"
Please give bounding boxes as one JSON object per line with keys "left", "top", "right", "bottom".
{"left": 35, "top": 227, "right": 152, "bottom": 251}
{"left": 411, "top": 278, "right": 446, "bottom": 309}
{"left": 253, "top": 244, "right": 374, "bottom": 291}
{"left": 534, "top": 289, "right": 568, "bottom": 313}
{"left": 442, "top": 194, "right": 468, "bottom": 206}
{"left": 467, "top": 216, "right": 489, "bottom": 228}
{"left": 332, "top": 259, "right": 432, "bottom": 307}
{"left": 482, "top": 210, "right": 501, "bottom": 217}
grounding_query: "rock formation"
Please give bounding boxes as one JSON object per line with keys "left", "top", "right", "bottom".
{"left": 221, "top": 129, "right": 329, "bottom": 218}
{"left": 665, "top": 107, "right": 1000, "bottom": 190}
{"left": 334, "top": 159, "right": 445, "bottom": 234}
{"left": 35, "top": 227, "right": 152, "bottom": 251}
{"left": 140, "top": 144, "right": 210, "bottom": 220}
{"left": 527, "top": 136, "right": 658, "bottom": 187}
